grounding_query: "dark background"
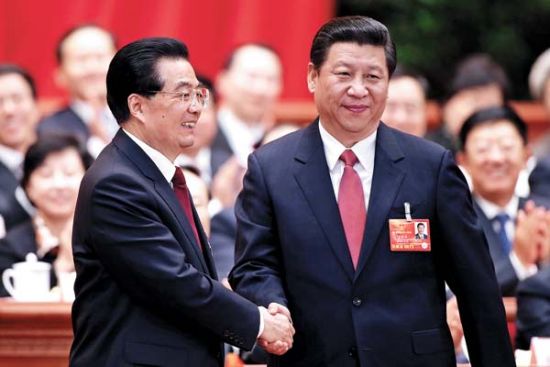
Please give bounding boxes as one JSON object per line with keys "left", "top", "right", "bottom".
{"left": 337, "top": 0, "right": 550, "bottom": 100}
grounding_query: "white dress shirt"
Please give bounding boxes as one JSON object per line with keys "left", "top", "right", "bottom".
{"left": 474, "top": 194, "right": 537, "bottom": 280}
{"left": 217, "top": 107, "right": 265, "bottom": 167}
{"left": 318, "top": 121, "right": 376, "bottom": 210}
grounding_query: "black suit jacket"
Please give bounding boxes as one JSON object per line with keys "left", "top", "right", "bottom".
{"left": 37, "top": 107, "right": 89, "bottom": 144}
{"left": 210, "top": 127, "right": 234, "bottom": 179}
{"left": 0, "top": 161, "right": 30, "bottom": 230}
{"left": 516, "top": 266, "right": 550, "bottom": 349}
{"left": 230, "top": 121, "right": 514, "bottom": 367}
{"left": 473, "top": 197, "right": 550, "bottom": 296}
{"left": 209, "top": 207, "right": 237, "bottom": 280}
{"left": 70, "top": 130, "right": 260, "bottom": 367}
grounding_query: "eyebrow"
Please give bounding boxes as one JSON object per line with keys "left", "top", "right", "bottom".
{"left": 173, "top": 80, "right": 197, "bottom": 90}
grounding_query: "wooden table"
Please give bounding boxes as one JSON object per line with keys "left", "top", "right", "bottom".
{"left": 0, "top": 299, "right": 72, "bottom": 367}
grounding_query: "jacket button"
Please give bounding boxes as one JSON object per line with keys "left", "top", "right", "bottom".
{"left": 352, "top": 297, "right": 362, "bottom": 307}
{"left": 348, "top": 346, "right": 357, "bottom": 358}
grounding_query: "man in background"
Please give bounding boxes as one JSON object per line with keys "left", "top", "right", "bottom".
{"left": 381, "top": 65, "right": 428, "bottom": 137}
{"left": 427, "top": 54, "right": 509, "bottom": 154}
{"left": 0, "top": 64, "right": 38, "bottom": 233}
{"left": 457, "top": 105, "right": 550, "bottom": 296}
{"left": 38, "top": 24, "right": 118, "bottom": 157}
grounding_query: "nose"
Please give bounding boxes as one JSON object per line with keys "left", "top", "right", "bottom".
{"left": 187, "top": 96, "right": 202, "bottom": 113}
{"left": 486, "top": 145, "right": 506, "bottom": 163}
{"left": 347, "top": 78, "right": 368, "bottom": 98}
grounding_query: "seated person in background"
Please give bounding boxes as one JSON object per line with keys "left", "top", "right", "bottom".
{"left": 176, "top": 76, "right": 218, "bottom": 186}
{"left": 0, "top": 64, "right": 40, "bottom": 233}
{"left": 381, "top": 65, "right": 428, "bottom": 137}
{"left": 456, "top": 105, "right": 550, "bottom": 296}
{"left": 180, "top": 166, "right": 211, "bottom": 236}
{"left": 529, "top": 48, "right": 550, "bottom": 158}
{"left": 212, "top": 43, "right": 283, "bottom": 177}
{"left": 0, "top": 134, "right": 91, "bottom": 297}
{"left": 38, "top": 24, "right": 118, "bottom": 157}
{"left": 426, "top": 54, "right": 509, "bottom": 154}
{"left": 527, "top": 49, "right": 550, "bottom": 199}
{"left": 516, "top": 264, "right": 550, "bottom": 350}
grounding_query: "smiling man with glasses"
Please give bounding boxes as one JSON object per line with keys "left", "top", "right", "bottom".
{"left": 69, "top": 37, "right": 294, "bottom": 367}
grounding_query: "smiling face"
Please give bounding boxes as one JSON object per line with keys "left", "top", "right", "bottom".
{"left": 25, "top": 148, "right": 85, "bottom": 221}
{"left": 458, "top": 120, "right": 528, "bottom": 206}
{"left": 0, "top": 73, "right": 38, "bottom": 151}
{"left": 133, "top": 57, "right": 203, "bottom": 161}
{"left": 308, "top": 42, "right": 389, "bottom": 147}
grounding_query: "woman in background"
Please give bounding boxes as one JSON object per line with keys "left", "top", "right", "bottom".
{"left": 0, "top": 134, "right": 91, "bottom": 297}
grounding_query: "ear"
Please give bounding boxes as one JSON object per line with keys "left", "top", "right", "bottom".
{"left": 307, "top": 63, "right": 317, "bottom": 93}
{"left": 128, "top": 93, "right": 146, "bottom": 122}
{"left": 523, "top": 144, "right": 532, "bottom": 168}
{"left": 216, "top": 71, "right": 229, "bottom": 98}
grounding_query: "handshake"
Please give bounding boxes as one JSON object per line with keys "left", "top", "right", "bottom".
{"left": 258, "top": 303, "right": 295, "bottom": 355}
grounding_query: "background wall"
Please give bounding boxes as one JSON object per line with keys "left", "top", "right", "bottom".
{"left": 0, "top": 0, "right": 335, "bottom": 103}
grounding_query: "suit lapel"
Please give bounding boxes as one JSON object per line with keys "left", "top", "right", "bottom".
{"left": 113, "top": 130, "right": 209, "bottom": 273}
{"left": 354, "top": 124, "right": 405, "bottom": 279}
{"left": 293, "top": 122, "right": 355, "bottom": 281}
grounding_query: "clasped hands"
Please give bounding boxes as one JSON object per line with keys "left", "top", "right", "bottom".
{"left": 258, "top": 303, "right": 295, "bottom": 355}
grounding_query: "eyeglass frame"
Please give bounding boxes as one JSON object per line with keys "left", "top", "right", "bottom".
{"left": 143, "top": 86, "right": 210, "bottom": 108}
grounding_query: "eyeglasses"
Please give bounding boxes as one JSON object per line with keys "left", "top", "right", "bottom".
{"left": 147, "top": 87, "right": 210, "bottom": 107}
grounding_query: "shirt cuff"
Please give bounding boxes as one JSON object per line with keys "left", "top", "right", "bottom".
{"left": 510, "top": 251, "right": 538, "bottom": 280}
{"left": 257, "top": 307, "right": 265, "bottom": 338}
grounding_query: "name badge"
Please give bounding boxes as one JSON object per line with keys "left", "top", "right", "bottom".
{"left": 389, "top": 219, "right": 431, "bottom": 252}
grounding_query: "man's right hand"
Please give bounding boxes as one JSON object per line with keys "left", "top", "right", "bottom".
{"left": 258, "top": 306, "right": 295, "bottom": 355}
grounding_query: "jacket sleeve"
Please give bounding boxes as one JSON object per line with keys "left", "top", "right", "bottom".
{"left": 86, "top": 173, "right": 260, "bottom": 350}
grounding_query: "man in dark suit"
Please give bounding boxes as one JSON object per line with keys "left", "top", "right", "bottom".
{"left": 229, "top": 16, "right": 514, "bottom": 367}
{"left": 38, "top": 24, "right": 118, "bottom": 157}
{"left": 70, "top": 37, "right": 294, "bottom": 367}
{"left": 516, "top": 265, "right": 550, "bottom": 349}
{"left": 0, "top": 64, "right": 37, "bottom": 232}
{"left": 457, "top": 106, "right": 550, "bottom": 296}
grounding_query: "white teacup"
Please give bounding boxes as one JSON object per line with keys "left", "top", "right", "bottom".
{"left": 2, "top": 253, "right": 51, "bottom": 301}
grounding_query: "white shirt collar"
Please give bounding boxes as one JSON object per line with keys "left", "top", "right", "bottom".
{"left": 71, "top": 100, "right": 119, "bottom": 137}
{"left": 474, "top": 194, "right": 519, "bottom": 220}
{"left": 318, "top": 119, "right": 377, "bottom": 171}
{"left": 122, "top": 129, "right": 176, "bottom": 184}
{"left": 217, "top": 107, "right": 265, "bottom": 166}
{"left": 0, "top": 144, "right": 24, "bottom": 174}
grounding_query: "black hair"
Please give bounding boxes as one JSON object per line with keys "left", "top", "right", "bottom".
{"left": 106, "top": 37, "right": 189, "bottom": 124}
{"left": 447, "top": 54, "right": 509, "bottom": 102}
{"left": 22, "top": 134, "right": 93, "bottom": 190}
{"left": 309, "top": 16, "right": 396, "bottom": 76}
{"left": 417, "top": 222, "right": 425, "bottom": 229}
{"left": 196, "top": 74, "right": 216, "bottom": 105}
{"left": 459, "top": 105, "right": 527, "bottom": 151}
{"left": 391, "top": 64, "right": 429, "bottom": 97}
{"left": 55, "top": 23, "right": 117, "bottom": 65}
{"left": 0, "top": 64, "right": 37, "bottom": 99}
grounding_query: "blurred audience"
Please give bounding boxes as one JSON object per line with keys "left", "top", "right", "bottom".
{"left": 37, "top": 24, "right": 117, "bottom": 157}
{"left": 181, "top": 166, "right": 211, "bottom": 236}
{"left": 457, "top": 106, "right": 550, "bottom": 296}
{"left": 209, "top": 123, "right": 300, "bottom": 282}
{"left": 0, "top": 64, "right": 40, "bottom": 234}
{"left": 516, "top": 264, "right": 550, "bottom": 350}
{"left": 381, "top": 65, "right": 428, "bottom": 137}
{"left": 176, "top": 76, "right": 218, "bottom": 186}
{"left": 427, "top": 54, "right": 509, "bottom": 154}
{"left": 212, "top": 43, "right": 282, "bottom": 176}
{"left": 527, "top": 49, "right": 550, "bottom": 199}
{"left": 0, "top": 134, "right": 91, "bottom": 297}
{"left": 529, "top": 48, "right": 550, "bottom": 158}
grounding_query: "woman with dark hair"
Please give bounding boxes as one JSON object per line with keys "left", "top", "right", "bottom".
{"left": 0, "top": 134, "right": 91, "bottom": 298}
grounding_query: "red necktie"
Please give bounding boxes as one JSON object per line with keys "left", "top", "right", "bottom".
{"left": 338, "top": 150, "right": 366, "bottom": 268}
{"left": 172, "top": 168, "right": 202, "bottom": 249}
